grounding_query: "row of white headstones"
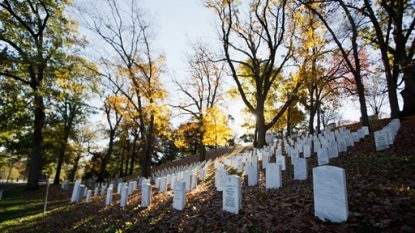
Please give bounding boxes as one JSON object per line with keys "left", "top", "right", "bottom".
{"left": 214, "top": 120, "right": 400, "bottom": 222}
{"left": 69, "top": 159, "right": 212, "bottom": 210}
{"left": 69, "top": 119, "right": 400, "bottom": 223}
{"left": 374, "top": 119, "right": 401, "bottom": 151}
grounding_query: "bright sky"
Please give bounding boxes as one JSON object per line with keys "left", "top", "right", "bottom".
{"left": 141, "top": 0, "right": 218, "bottom": 79}
{"left": 141, "top": 0, "right": 246, "bottom": 130}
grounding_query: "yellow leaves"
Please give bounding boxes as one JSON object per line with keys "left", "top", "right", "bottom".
{"left": 173, "top": 122, "right": 199, "bottom": 149}
{"left": 202, "top": 106, "right": 233, "bottom": 147}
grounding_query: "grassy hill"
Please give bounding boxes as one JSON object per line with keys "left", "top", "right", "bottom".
{"left": 0, "top": 117, "right": 414, "bottom": 233}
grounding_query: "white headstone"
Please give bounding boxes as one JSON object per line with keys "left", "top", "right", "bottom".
{"left": 117, "top": 182, "right": 123, "bottom": 194}
{"left": 101, "top": 184, "right": 107, "bottom": 196}
{"left": 245, "top": 162, "right": 258, "bottom": 186}
{"left": 337, "top": 139, "right": 347, "bottom": 153}
{"left": 70, "top": 180, "right": 81, "bottom": 203}
{"left": 374, "top": 130, "right": 389, "bottom": 151}
{"left": 265, "top": 163, "right": 282, "bottom": 189}
{"left": 120, "top": 186, "right": 128, "bottom": 207}
{"left": 86, "top": 190, "right": 92, "bottom": 203}
{"left": 190, "top": 174, "right": 197, "bottom": 190}
{"left": 155, "top": 178, "right": 161, "bottom": 189}
{"left": 215, "top": 169, "right": 228, "bottom": 191}
{"left": 276, "top": 156, "right": 286, "bottom": 171}
{"left": 303, "top": 144, "right": 311, "bottom": 158}
{"left": 106, "top": 187, "right": 113, "bottom": 206}
{"left": 317, "top": 148, "right": 329, "bottom": 166}
{"left": 290, "top": 150, "right": 299, "bottom": 165}
{"left": 94, "top": 186, "right": 98, "bottom": 197}
{"left": 222, "top": 175, "right": 242, "bottom": 214}
{"left": 328, "top": 141, "right": 339, "bottom": 158}
{"left": 141, "top": 182, "right": 152, "bottom": 208}
{"left": 77, "top": 185, "right": 85, "bottom": 203}
{"left": 159, "top": 177, "right": 167, "bottom": 193}
{"left": 184, "top": 172, "right": 191, "bottom": 192}
{"left": 128, "top": 181, "right": 134, "bottom": 195}
{"left": 237, "top": 160, "right": 244, "bottom": 173}
{"left": 199, "top": 169, "right": 206, "bottom": 181}
{"left": 173, "top": 180, "right": 186, "bottom": 211}
{"left": 313, "top": 166, "right": 348, "bottom": 223}
{"left": 293, "top": 158, "right": 307, "bottom": 180}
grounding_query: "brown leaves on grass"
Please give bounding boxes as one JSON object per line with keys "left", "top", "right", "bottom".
{"left": 7, "top": 117, "right": 415, "bottom": 233}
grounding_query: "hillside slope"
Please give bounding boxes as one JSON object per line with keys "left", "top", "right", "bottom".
{"left": 3, "top": 117, "right": 415, "bottom": 233}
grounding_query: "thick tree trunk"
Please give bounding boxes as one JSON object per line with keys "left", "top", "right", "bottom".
{"left": 97, "top": 133, "right": 115, "bottom": 182}
{"left": 256, "top": 112, "right": 267, "bottom": 148}
{"left": 69, "top": 155, "right": 81, "bottom": 182}
{"left": 286, "top": 105, "right": 292, "bottom": 137}
{"left": 356, "top": 77, "right": 370, "bottom": 128}
{"left": 199, "top": 130, "right": 206, "bottom": 161}
{"left": 199, "top": 141, "right": 206, "bottom": 162}
{"left": 309, "top": 104, "right": 316, "bottom": 135}
{"left": 141, "top": 127, "right": 154, "bottom": 178}
{"left": 129, "top": 137, "right": 138, "bottom": 175}
{"left": 54, "top": 134, "right": 69, "bottom": 184}
{"left": 386, "top": 73, "right": 401, "bottom": 119}
{"left": 53, "top": 154, "right": 63, "bottom": 185}
{"left": 401, "top": 71, "right": 415, "bottom": 117}
{"left": 25, "top": 95, "right": 45, "bottom": 191}
{"left": 141, "top": 147, "right": 151, "bottom": 178}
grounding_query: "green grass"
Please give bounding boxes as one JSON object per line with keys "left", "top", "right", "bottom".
{"left": 0, "top": 184, "right": 71, "bottom": 232}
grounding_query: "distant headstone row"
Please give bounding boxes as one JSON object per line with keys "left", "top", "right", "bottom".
{"left": 70, "top": 159, "right": 213, "bottom": 211}
{"left": 374, "top": 119, "right": 400, "bottom": 151}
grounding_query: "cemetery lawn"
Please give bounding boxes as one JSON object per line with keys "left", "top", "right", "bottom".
{"left": 1, "top": 117, "right": 415, "bottom": 233}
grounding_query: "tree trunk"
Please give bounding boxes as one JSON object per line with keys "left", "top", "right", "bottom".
{"left": 129, "top": 134, "right": 139, "bottom": 175}
{"left": 386, "top": 72, "right": 401, "bottom": 118}
{"left": 256, "top": 112, "right": 267, "bottom": 148}
{"left": 119, "top": 152, "right": 124, "bottom": 177}
{"left": 199, "top": 141, "right": 206, "bottom": 162}
{"left": 53, "top": 154, "right": 63, "bottom": 185}
{"left": 6, "top": 164, "right": 14, "bottom": 183}
{"left": 309, "top": 102, "right": 316, "bottom": 135}
{"left": 141, "top": 147, "right": 151, "bottom": 178}
{"left": 356, "top": 77, "right": 370, "bottom": 128}
{"left": 25, "top": 94, "right": 45, "bottom": 191}
{"left": 401, "top": 70, "right": 415, "bottom": 117}
{"left": 53, "top": 134, "right": 69, "bottom": 184}
{"left": 97, "top": 132, "right": 115, "bottom": 182}
{"left": 70, "top": 155, "right": 81, "bottom": 182}
{"left": 199, "top": 129, "right": 206, "bottom": 161}
{"left": 286, "top": 105, "right": 292, "bottom": 137}
{"left": 316, "top": 101, "right": 321, "bottom": 133}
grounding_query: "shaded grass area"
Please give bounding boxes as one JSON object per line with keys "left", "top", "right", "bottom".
{"left": 0, "top": 184, "right": 72, "bottom": 232}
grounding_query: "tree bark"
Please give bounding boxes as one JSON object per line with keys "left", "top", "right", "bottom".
{"left": 256, "top": 110, "right": 267, "bottom": 148}
{"left": 401, "top": 68, "right": 415, "bottom": 116}
{"left": 69, "top": 154, "right": 81, "bottom": 182}
{"left": 25, "top": 94, "right": 45, "bottom": 191}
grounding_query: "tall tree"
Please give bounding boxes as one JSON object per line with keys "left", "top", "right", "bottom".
{"left": 0, "top": 0, "right": 77, "bottom": 190}
{"left": 358, "top": 0, "right": 415, "bottom": 117}
{"left": 291, "top": 2, "right": 343, "bottom": 134}
{"left": 300, "top": 0, "right": 371, "bottom": 129}
{"left": 48, "top": 56, "right": 97, "bottom": 184}
{"left": 206, "top": 0, "right": 301, "bottom": 148}
{"left": 76, "top": 0, "right": 170, "bottom": 178}
{"left": 172, "top": 41, "right": 227, "bottom": 161}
